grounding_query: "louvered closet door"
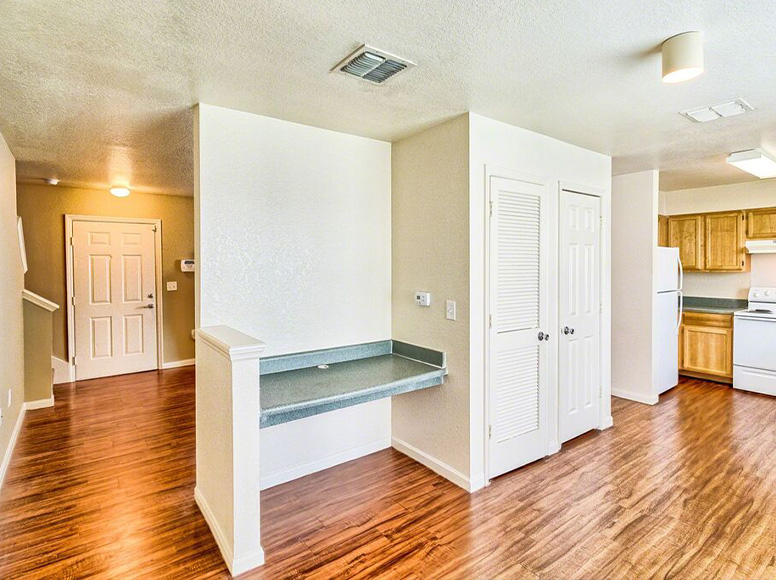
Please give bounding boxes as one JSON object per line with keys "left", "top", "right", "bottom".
{"left": 488, "top": 175, "right": 550, "bottom": 478}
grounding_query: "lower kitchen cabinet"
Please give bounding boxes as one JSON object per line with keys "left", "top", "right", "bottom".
{"left": 679, "top": 312, "right": 733, "bottom": 383}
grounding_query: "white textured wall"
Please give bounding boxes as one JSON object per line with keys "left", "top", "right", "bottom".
{"left": 195, "top": 104, "right": 392, "bottom": 483}
{"left": 391, "top": 115, "right": 472, "bottom": 483}
{"left": 0, "top": 131, "right": 24, "bottom": 484}
{"left": 662, "top": 180, "right": 776, "bottom": 299}
{"left": 611, "top": 171, "right": 659, "bottom": 404}
{"left": 469, "top": 114, "right": 612, "bottom": 481}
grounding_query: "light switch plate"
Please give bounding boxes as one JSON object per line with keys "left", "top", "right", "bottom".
{"left": 415, "top": 291, "right": 431, "bottom": 307}
{"left": 166, "top": 281, "right": 178, "bottom": 291}
{"left": 446, "top": 300, "right": 457, "bottom": 321}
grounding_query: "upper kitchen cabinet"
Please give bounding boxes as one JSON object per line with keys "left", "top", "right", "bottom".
{"left": 658, "top": 214, "right": 669, "bottom": 247}
{"left": 704, "top": 211, "right": 748, "bottom": 271}
{"left": 746, "top": 207, "right": 776, "bottom": 239}
{"left": 668, "top": 214, "right": 703, "bottom": 270}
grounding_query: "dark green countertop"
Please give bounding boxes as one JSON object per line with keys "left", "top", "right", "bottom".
{"left": 682, "top": 296, "right": 746, "bottom": 315}
{"left": 259, "top": 343, "right": 446, "bottom": 428}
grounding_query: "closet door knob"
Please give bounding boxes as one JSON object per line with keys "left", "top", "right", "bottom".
{"left": 537, "top": 331, "right": 545, "bottom": 341}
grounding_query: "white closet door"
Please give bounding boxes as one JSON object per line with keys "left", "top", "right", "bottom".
{"left": 559, "top": 190, "right": 601, "bottom": 443}
{"left": 73, "top": 220, "right": 159, "bottom": 380}
{"left": 488, "top": 175, "right": 550, "bottom": 478}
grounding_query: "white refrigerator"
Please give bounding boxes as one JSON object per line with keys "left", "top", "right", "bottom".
{"left": 655, "top": 247, "right": 683, "bottom": 394}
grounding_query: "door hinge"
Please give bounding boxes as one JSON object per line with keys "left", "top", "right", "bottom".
{"left": 69, "top": 236, "right": 73, "bottom": 246}
{"left": 489, "top": 314, "right": 493, "bottom": 328}
{"left": 71, "top": 296, "right": 75, "bottom": 306}
{"left": 72, "top": 356, "right": 76, "bottom": 365}
{"left": 488, "top": 425, "right": 492, "bottom": 439}
{"left": 489, "top": 200, "right": 494, "bottom": 218}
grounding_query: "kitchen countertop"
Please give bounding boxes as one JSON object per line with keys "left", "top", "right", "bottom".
{"left": 259, "top": 340, "right": 446, "bottom": 428}
{"left": 682, "top": 296, "right": 747, "bottom": 315}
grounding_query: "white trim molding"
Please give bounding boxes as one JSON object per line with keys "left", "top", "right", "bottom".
{"left": 392, "top": 437, "right": 485, "bottom": 493}
{"left": 22, "top": 289, "right": 59, "bottom": 312}
{"left": 52, "top": 356, "right": 75, "bottom": 384}
{"left": 612, "top": 389, "right": 659, "bottom": 406}
{"left": 162, "top": 358, "right": 195, "bottom": 369}
{"left": 0, "top": 406, "right": 26, "bottom": 491}
{"left": 25, "top": 398, "right": 54, "bottom": 410}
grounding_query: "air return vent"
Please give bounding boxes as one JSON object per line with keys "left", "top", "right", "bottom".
{"left": 332, "top": 44, "right": 415, "bottom": 84}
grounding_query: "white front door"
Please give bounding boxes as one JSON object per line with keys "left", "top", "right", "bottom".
{"left": 72, "top": 220, "right": 159, "bottom": 380}
{"left": 558, "top": 190, "right": 601, "bottom": 443}
{"left": 488, "top": 175, "right": 551, "bottom": 479}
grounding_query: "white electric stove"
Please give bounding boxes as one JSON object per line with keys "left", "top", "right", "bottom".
{"left": 733, "top": 287, "right": 776, "bottom": 396}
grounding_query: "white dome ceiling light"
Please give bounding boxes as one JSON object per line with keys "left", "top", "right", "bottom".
{"left": 662, "top": 31, "right": 704, "bottom": 84}
{"left": 110, "top": 186, "right": 131, "bottom": 197}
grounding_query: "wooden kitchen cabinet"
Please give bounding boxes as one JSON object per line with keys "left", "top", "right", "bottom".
{"left": 679, "top": 312, "right": 733, "bottom": 383}
{"left": 746, "top": 207, "right": 776, "bottom": 239}
{"left": 658, "top": 215, "right": 669, "bottom": 247}
{"left": 668, "top": 214, "right": 704, "bottom": 270}
{"left": 704, "top": 211, "right": 748, "bottom": 271}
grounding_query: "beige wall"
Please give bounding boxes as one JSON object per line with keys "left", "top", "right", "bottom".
{"left": 23, "top": 300, "right": 54, "bottom": 403}
{"left": 0, "top": 131, "right": 25, "bottom": 483}
{"left": 661, "top": 180, "right": 776, "bottom": 299}
{"left": 391, "top": 115, "right": 471, "bottom": 479}
{"left": 16, "top": 183, "right": 195, "bottom": 364}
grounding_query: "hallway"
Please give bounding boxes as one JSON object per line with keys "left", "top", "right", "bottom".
{"left": 1, "top": 370, "right": 775, "bottom": 579}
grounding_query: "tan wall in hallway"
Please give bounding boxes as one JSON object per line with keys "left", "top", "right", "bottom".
{"left": 16, "top": 183, "right": 195, "bottom": 364}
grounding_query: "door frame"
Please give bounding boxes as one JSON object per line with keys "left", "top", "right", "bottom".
{"left": 483, "top": 165, "right": 556, "bottom": 483}
{"left": 557, "top": 182, "right": 611, "bottom": 439}
{"left": 64, "top": 215, "right": 165, "bottom": 380}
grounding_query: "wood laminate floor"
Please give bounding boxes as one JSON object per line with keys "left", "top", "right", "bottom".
{"left": 1, "top": 370, "right": 775, "bottom": 579}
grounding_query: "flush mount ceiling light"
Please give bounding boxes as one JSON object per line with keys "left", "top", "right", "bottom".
{"left": 681, "top": 98, "right": 754, "bottom": 123}
{"left": 662, "top": 31, "right": 704, "bottom": 83}
{"left": 332, "top": 44, "right": 415, "bottom": 84}
{"left": 110, "top": 186, "right": 131, "bottom": 197}
{"left": 43, "top": 178, "right": 59, "bottom": 185}
{"left": 727, "top": 149, "right": 776, "bottom": 179}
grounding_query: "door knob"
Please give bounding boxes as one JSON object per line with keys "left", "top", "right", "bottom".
{"left": 538, "top": 331, "right": 545, "bottom": 341}
{"left": 544, "top": 333, "right": 550, "bottom": 341}
{"left": 563, "top": 326, "right": 575, "bottom": 335}
{"left": 143, "top": 304, "right": 154, "bottom": 309}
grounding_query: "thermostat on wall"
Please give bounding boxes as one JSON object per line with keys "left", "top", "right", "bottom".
{"left": 180, "top": 259, "right": 195, "bottom": 272}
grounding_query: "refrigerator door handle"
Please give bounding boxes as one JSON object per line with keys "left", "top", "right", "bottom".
{"left": 677, "top": 290, "right": 684, "bottom": 331}
{"left": 677, "top": 253, "right": 683, "bottom": 291}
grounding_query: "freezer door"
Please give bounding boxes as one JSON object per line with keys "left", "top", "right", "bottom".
{"left": 655, "top": 290, "right": 679, "bottom": 394}
{"left": 656, "top": 247, "right": 681, "bottom": 293}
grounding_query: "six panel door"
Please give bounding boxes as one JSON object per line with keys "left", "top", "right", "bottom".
{"left": 72, "top": 221, "right": 158, "bottom": 380}
{"left": 558, "top": 190, "right": 601, "bottom": 444}
{"left": 488, "top": 175, "right": 551, "bottom": 479}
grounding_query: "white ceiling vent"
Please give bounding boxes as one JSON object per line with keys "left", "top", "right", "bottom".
{"left": 332, "top": 44, "right": 415, "bottom": 84}
{"left": 681, "top": 98, "right": 753, "bottom": 123}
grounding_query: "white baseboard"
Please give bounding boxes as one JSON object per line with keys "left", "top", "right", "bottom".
{"left": 25, "top": 397, "right": 54, "bottom": 410}
{"left": 0, "top": 405, "right": 26, "bottom": 491}
{"left": 612, "top": 388, "right": 659, "bottom": 405}
{"left": 52, "top": 356, "right": 74, "bottom": 385}
{"left": 162, "top": 358, "right": 195, "bottom": 370}
{"left": 391, "top": 436, "right": 477, "bottom": 493}
{"left": 194, "top": 486, "right": 265, "bottom": 575}
{"left": 598, "top": 415, "right": 614, "bottom": 430}
{"left": 260, "top": 436, "right": 390, "bottom": 490}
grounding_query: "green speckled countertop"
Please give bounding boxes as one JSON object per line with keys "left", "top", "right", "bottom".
{"left": 682, "top": 296, "right": 747, "bottom": 315}
{"left": 259, "top": 342, "right": 446, "bottom": 428}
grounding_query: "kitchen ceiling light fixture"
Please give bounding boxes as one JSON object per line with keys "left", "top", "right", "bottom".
{"left": 662, "top": 31, "right": 704, "bottom": 83}
{"left": 727, "top": 149, "right": 776, "bottom": 179}
{"left": 110, "top": 186, "right": 131, "bottom": 197}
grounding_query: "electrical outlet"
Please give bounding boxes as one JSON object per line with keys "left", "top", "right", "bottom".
{"left": 166, "top": 281, "right": 178, "bottom": 292}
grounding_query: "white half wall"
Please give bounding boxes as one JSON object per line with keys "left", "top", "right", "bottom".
{"left": 194, "top": 104, "right": 393, "bottom": 483}
{"left": 468, "top": 114, "right": 613, "bottom": 482}
{"left": 612, "top": 171, "right": 659, "bottom": 405}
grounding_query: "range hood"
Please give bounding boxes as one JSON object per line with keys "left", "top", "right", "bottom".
{"left": 746, "top": 240, "right": 776, "bottom": 254}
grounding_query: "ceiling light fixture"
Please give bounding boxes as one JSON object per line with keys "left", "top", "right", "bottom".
{"left": 44, "top": 178, "right": 59, "bottom": 185}
{"left": 727, "top": 149, "right": 776, "bottom": 179}
{"left": 110, "top": 186, "right": 131, "bottom": 197}
{"left": 662, "top": 31, "right": 704, "bottom": 84}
